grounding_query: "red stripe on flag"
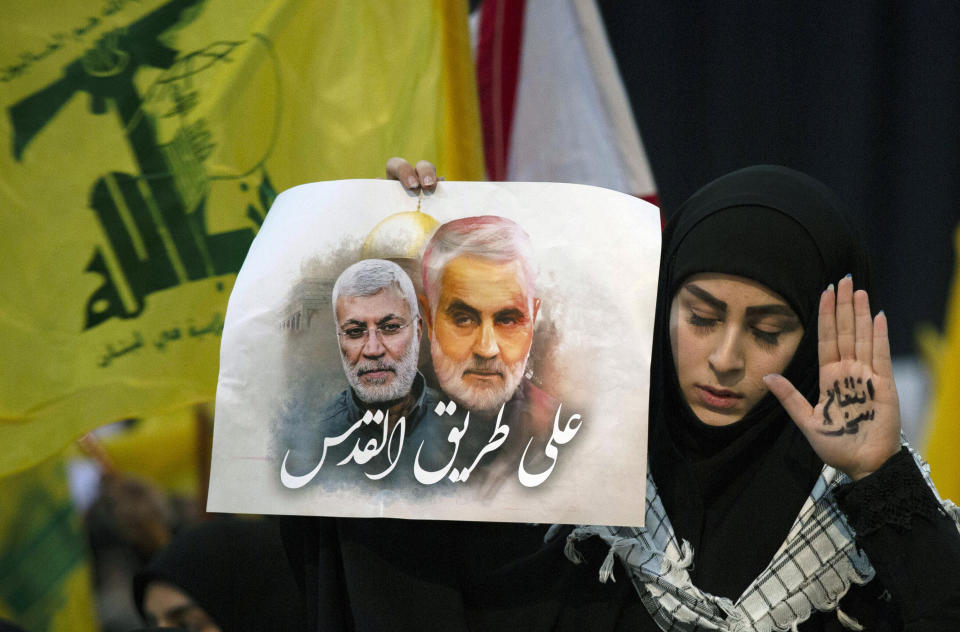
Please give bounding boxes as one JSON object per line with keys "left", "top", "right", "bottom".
{"left": 476, "top": 0, "right": 526, "bottom": 181}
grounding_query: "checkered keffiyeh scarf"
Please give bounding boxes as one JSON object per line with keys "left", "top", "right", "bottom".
{"left": 565, "top": 446, "right": 957, "bottom": 632}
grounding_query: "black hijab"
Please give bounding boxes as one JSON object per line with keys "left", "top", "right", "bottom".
{"left": 648, "top": 165, "right": 873, "bottom": 599}
{"left": 133, "top": 517, "right": 306, "bottom": 632}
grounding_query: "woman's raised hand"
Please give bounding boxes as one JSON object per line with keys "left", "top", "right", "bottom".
{"left": 764, "top": 275, "right": 902, "bottom": 481}
{"left": 386, "top": 157, "right": 439, "bottom": 193}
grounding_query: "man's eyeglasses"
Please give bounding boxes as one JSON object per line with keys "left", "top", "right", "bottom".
{"left": 337, "top": 321, "right": 411, "bottom": 343}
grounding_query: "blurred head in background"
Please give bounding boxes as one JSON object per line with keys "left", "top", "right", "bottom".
{"left": 133, "top": 517, "right": 305, "bottom": 632}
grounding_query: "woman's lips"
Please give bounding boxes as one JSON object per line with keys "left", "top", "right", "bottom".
{"left": 695, "top": 385, "right": 744, "bottom": 410}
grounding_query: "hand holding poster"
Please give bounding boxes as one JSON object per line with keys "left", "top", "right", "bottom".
{"left": 208, "top": 180, "right": 659, "bottom": 526}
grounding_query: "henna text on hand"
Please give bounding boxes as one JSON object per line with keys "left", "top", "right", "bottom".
{"left": 820, "top": 376, "right": 875, "bottom": 436}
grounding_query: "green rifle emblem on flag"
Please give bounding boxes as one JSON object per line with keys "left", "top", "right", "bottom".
{"left": 7, "top": 0, "right": 278, "bottom": 330}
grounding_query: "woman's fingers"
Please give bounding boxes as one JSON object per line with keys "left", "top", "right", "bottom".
{"left": 415, "top": 160, "right": 438, "bottom": 192}
{"left": 821, "top": 276, "right": 876, "bottom": 370}
{"left": 818, "top": 284, "right": 840, "bottom": 368}
{"left": 854, "top": 289, "right": 873, "bottom": 368}
{"left": 873, "top": 310, "right": 894, "bottom": 378}
{"left": 835, "top": 275, "right": 856, "bottom": 360}
{"left": 763, "top": 374, "right": 813, "bottom": 427}
{"left": 386, "top": 157, "right": 421, "bottom": 190}
{"left": 386, "top": 157, "right": 439, "bottom": 192}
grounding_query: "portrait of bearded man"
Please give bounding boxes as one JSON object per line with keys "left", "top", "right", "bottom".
{"left": 411, "top": 215, "right": 559, "bottom": 490}
{"left": 280, "top": 258, "right": 440, "bottom": 488}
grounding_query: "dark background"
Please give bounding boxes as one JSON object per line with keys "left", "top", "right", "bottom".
{"left": 596, "top": 1, "right": 960, "bottom": 355}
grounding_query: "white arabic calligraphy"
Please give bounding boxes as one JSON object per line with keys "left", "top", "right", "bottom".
{"left": 279, "top": 408, "right": 406, "bottom": 488}
{"left": 278, "top": 400, "right": 585, "bottom": 489}
{"left": 518, "top": 404, "right": 582, "bottom": 487}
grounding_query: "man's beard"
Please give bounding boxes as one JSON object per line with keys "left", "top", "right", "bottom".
{"left": 431, "top": 337, "right": 526, "bottom": 412}
{"left": 342, "top": 333, "right": 419, "bottom": 404}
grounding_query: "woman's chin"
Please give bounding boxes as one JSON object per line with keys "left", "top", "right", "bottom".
{"left": 690, "top": 404, "right": 745, "bottom": 427}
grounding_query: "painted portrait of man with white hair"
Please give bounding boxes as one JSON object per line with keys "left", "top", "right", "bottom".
{"left": 280, "top": 258, "right": 440, "bottom": 488}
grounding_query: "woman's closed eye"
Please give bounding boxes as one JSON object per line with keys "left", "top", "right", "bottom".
{"left": 687, "top": 311, "right": 720, "bottom": 329}
{"left": 749, "top": 316, "right": 800, "bottom": 349}
{"left": 751, "top": 327, "right": 782, "bottom": 347}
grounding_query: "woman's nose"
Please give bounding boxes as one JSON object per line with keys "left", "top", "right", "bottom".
{"left": 709, "top": 330, "right": 745, "bottom": 376}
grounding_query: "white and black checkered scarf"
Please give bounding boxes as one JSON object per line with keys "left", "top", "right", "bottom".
{"left": 566, "top": 445, "right": 957, "bottom": 632}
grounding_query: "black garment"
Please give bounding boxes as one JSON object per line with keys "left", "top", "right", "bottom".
{"left": 276, "top": 516, "right": 652, "bottom": 632}
{"left": 278, "top": 449, "right": 960, "bottom": 631}
{"left": 133, "top": 517, "right": 306, "bottom": 632}
{"left": 828, "top": 447, "right": 960, "bottom": 630}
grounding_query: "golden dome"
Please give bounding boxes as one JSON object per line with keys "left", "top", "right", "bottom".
{"left": 361, "top": 211, "right": 440, "bottom": 260}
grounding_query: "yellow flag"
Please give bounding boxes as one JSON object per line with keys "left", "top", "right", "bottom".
{"left": 100, "top": 406, "right": 204, "bottom": 495}
{"left": 0, "top": 0, "right": 484, "bottom": 476}
{"left": 924, "top": 225, "right": 960, "bottom": 500}
{"left": 0, "top": 453, "right": 98, "bottom": 632}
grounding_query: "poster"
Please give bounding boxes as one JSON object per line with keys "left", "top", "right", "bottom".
{"left": 208, "top": 180, "right": 659, "bottom": 526}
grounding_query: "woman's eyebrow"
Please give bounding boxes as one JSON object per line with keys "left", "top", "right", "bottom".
{"left": 745, "top": 304, "right": 797, "bottom": 318}
{"left": 684, "top": 284, "right": 726, "bottom": 313}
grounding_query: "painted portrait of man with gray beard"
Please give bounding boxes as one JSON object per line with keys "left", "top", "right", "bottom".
{"left": 280, "top": 258, "right": 440, "bottom": 488}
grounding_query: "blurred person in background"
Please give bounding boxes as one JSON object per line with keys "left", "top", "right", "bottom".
{"left": 133, "top": 517, "right": 305, "bottom": 632}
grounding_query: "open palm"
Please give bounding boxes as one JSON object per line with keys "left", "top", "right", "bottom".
{"left": 764, "top": 276, "right": 901, "bottom": 481}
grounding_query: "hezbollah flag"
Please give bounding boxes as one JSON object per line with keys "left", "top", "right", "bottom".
{"left": 0, "top": 452, "right": 98, "bottom": 632}
{"left": 0, "top": 0, "right": 484, "bottom": 476}
{"left": 924, "top": 225, "right": 960, "bottom": 500}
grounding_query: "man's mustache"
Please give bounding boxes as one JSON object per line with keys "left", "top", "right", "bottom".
{"left": 461, "top": 357, "right": 506, "bottom": 378}
{"left": 355, "top": 361, "right": 396, "bottom": 376}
